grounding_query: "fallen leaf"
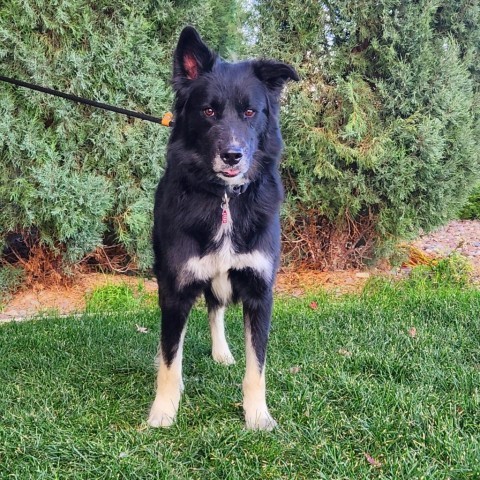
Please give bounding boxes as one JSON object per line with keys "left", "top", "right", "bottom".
{"left": 289, "top": 366, "right": 301, "bottom": 374}
{"left": 309, "top": 301, "right": 318, "bottom": 310}
{"left": 408, "top": 327, "right": 417, "bottom": 338}
{"left": 135, "top": 324, "right": 149, "bottom": 334}
{"left": 364, "top": 453, "right": 382, "bottom": 468}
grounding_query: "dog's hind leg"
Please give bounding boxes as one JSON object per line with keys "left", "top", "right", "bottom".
{"left": 205, "top": 286, "right": 235, "bottom": 365}
{"left": 148, "top": 290, "right": 196, "bottom": 428}
{"left": 242, "top": 292, "right": 277, "bottom": 431}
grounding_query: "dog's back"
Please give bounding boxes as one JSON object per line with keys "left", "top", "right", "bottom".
{"left": 149, "top": 26, "right": 298, "bottom": 430}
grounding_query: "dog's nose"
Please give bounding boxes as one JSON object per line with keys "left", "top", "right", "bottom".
{"left": 221, "top": 149, "right": 243, "bottom": 166}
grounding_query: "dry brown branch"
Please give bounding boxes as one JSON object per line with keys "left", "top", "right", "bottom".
{"left": 281, "top": 206, "right": 378, "bottom": 270}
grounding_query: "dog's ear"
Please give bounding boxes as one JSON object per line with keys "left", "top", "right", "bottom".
{"left": 253, "top": 60, "right": 299, "bottom": 93}
{"left": 173, "top": 26, "right": 216, "bottom": 85}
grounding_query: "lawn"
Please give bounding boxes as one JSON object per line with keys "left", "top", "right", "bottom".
{"left": 1, "top": 278, "right": 479, "bottom": 479}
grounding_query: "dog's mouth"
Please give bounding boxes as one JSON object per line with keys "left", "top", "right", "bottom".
{"left": 220, "top": 168, "right": 242, "bottom": 178}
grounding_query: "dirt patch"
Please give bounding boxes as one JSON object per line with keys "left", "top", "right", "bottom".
{"left": 0, "top": 269, "right": 372, "bottom": 322}
{"left": 0, "top": 274, "right": 158, "bottom": 322}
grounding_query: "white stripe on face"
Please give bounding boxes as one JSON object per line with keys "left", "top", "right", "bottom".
{"left": 148, "top": 326, "right": 187, "bottom": 428}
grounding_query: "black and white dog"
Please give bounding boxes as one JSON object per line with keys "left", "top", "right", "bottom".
{"left": 148, "top": 27, "right": 298, "bottom": 430}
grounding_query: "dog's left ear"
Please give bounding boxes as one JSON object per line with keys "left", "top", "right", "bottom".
{"left": 173, "top": 26, "right": 217, "bottom": 85}
{"left": 253, "top": 61, "right": 300, "bottom": 93}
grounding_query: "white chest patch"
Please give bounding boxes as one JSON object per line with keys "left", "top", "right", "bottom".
{"left": 178, "top": 196, "right": 273, "bottom": 296}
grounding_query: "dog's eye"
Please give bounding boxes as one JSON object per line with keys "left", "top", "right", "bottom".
{"left": 204, "top": 108, "right": 215, "bottom": 117}
{"left": 244, "top": 109, "right": 256, "bottom": 118}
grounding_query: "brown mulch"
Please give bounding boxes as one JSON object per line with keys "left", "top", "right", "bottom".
{"left": 275, "top": 268, "right": 373, "bottom": 296}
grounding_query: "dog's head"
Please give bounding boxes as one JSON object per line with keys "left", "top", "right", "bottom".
{"left": 171, "top": 26, "right": 299, "bottom": 187}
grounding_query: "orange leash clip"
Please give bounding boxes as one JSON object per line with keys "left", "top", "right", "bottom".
{"left": 161, "top": 112, "right": 174, "bottom": 127}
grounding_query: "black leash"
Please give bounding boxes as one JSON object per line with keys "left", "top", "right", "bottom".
{"left": 0, "top": 75, "right": 174, "bottom": 127}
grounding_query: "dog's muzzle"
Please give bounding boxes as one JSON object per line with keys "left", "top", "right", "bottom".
{"left": 214, "top": 145, "right": 250, "bottom": 182}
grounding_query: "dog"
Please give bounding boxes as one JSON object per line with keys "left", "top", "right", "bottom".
{"left": 148, "top": 26, "right": 298, "bottom": 430}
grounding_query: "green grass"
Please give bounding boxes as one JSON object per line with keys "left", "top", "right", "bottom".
{"left": 85, "top": 281, "right": 157, "bottom": 313}
{"left": 1, "top": 280, "right": 479, "bottom": 479}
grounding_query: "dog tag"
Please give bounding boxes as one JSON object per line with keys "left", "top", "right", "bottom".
{"left": 221, "top": 193, "right": 229, "bottom": 224}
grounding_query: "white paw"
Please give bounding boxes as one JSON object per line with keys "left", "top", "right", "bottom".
{"left": 147, "top": 397, "right": 179, "bottom": 428}
{"left": 244, "top": 406, "right": 277, "bottom": 431}
{"left": 212, "top": 348, "right": 236, "bottom": 365}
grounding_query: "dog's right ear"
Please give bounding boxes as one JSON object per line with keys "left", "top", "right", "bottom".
{"left": 253, "top": 60, "right": 300, "bottom": 94}
{"left": 173, "top": 26, "right": 216, "bottom": 88}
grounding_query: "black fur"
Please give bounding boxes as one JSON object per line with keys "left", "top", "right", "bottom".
{"left": 153, "top": 27, "right": 298, "bottom": 382}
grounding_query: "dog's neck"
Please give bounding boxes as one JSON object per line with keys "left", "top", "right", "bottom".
{"left": 226, "top": 182, "right": 250, "bottom": 198}
{"left": 193, "top": 178, "right": 251, "bottom": 199}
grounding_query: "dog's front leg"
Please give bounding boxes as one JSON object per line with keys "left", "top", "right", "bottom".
{"left": 205, "top": 286, "right": 235, "bottom": 365}
{"left": 148, "top": 296, "right": 192, "bottom": 428}
{"left": 243, "top": 293, "right": 277, "bottom": 431}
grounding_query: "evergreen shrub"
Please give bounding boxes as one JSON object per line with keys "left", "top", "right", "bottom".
{"left": 0, "top": 265, "right": 25, "bottom": 306}
{"left": 0, "top": 0, "right": 240, "bottom": 275}
{"left": 459, "top": 183, "right": 480, "bottom": 220}
{"left": 251, "top": 0, "right": 480, "bottom": 268}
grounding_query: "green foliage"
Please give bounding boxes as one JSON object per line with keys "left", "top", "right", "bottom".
{"left": 85, "top": 282, "right": 156, "bottom": 313}
{"left": 459, "top": 183, "right": 480, "bottom": 220}
{"left": 0, "top": 265, "right": 25, "bottom": 307}
{"left": 0, "top": 0, "right": 241, "bottom": 270}
{"left": 365, "top": 253, "right": 473, "bottom": 302}
{"left": 408, "top": 254, "right": 473, "bottom": 290}
{"left": 251, "top": 0, "right": 480, "bottom": 266}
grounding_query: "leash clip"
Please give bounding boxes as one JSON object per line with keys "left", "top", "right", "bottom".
{"left": 221, "top": 193, "right": 229, "bottom": 224}
{"left": 221, "top": 192, "right": 229, "bottom": 210}
{"left": 161, "top": 112, "right": 174, "bottom": 127}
